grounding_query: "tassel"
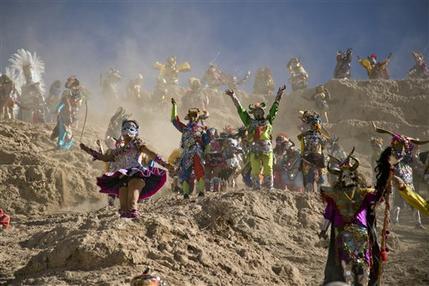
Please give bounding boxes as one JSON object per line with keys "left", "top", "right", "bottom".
{"left": 380, "top": 249, "right": 388, "bottom": 262}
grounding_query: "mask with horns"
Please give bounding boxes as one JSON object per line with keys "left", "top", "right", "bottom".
{"left": 328, "top": 147, "right": 360, "bottom": 188}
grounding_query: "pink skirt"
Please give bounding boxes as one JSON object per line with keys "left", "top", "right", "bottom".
{"left": 96, "top": 166, "right": 167, "bottom": 201}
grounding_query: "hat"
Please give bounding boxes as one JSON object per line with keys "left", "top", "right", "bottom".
{"left": 327, "top": 147, "right": 360, "bottom": 175}
{"left": 184, "top": 108, "right": 201, "bottom": 120}
{"left": 248, "top": 102, "right": 266, "bottom": 114}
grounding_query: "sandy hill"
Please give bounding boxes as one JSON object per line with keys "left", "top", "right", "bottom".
{"left": 0, "top": 79, "right": 428, "bottom": 285}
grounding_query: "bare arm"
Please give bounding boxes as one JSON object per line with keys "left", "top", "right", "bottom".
{"left": 138, "top": 143, "right": 174, "bottom": 172}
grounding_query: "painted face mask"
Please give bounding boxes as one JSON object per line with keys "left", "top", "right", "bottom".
{"left": 328, "top": 147, "right": 360, "bottom": 188}
{"left": 121, "top": 120, "right": 139, "bottom": 138}
{"left": 338, "top": 168, "right": 358, "bottom": 188}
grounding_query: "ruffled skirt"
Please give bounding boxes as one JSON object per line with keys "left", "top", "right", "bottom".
{"left": 96, "top": 166, "right": 167, "bottom": 201}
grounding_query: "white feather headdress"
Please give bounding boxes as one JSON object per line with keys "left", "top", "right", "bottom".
{"left": 8, "top": 49, "right": 45, "bottom": 94}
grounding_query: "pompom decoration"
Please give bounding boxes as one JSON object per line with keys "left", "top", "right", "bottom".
{"left": 380, "top": 249, "right": 388, "bottom": 262}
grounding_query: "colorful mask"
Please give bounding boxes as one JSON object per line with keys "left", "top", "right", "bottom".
{"left": 121, "top": 120, "right": 139, "bottom": 137}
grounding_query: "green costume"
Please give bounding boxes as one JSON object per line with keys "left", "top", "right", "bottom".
{"left": 227, "top": 87, "right": 284, "bottom": 189}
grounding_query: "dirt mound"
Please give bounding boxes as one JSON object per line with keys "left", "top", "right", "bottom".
{"left": 0, "top": 120, "right": 104, "bottom": 215}
{"left": 1, "top": 79, "right": 429, "bottom": 286}
{"left": 5, "top": 189, "right": 427, "bottom": 286}
{"left": 6, "top": 191, "right": 323, "bottom": 285}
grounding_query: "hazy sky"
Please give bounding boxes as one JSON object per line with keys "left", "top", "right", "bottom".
{"left": 0, "top": 0, "right": 428, "bottom": 93}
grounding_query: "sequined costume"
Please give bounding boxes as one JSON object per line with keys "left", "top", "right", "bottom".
{"left": 408, "top": 51, "right": 429, "bottom": 79}
{"left": 334, "top": 49, "right": 352, "bottom": 79}
{"left": 95, "top": 138, "right": 166, "bottom": 201}
{"left": 80, "top": 120, "right": 171, "bottom": 219}
{"left": 274, "top": 136, "right": 304, "bottom": 191}
{"left": 50, "top": 77, "right": 83, "bottom": 150}
{"left": 321, "top": 148, "right": 384, "bottom": 286}
{"left": 391, "top": 135, "right": 423, "bottom": 226}
{"left": 374, "top": 125, "right": 429, "bottom": 227}
{"left": 219, "top": 133, "right": 244, "bottom": 188}
{"left": 297, "top": 111, "right": 328, "bottom": 192}
{"left": 287, "top": 58, "right": 308, "bottom": 91}
{"left": 154, "top": 56, "right": 190, "bottom": 102}
{"left": 313, "top": 85, "right": 331, "bottom": 111}
{"left": 204, "top": 130, "right": 225, "bottom": 192}
{"left": 227, "top": 86, "right": 285, "bottom": 190}
{"left": 359, "top": 53, "right": 392, "bottom": 79}
{"left": 171, "top": 99, "right": 208, "bottom": 197}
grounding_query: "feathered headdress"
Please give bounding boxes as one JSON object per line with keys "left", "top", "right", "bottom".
{"left": 8, "top": 49, "right": 45, "bottom": 94}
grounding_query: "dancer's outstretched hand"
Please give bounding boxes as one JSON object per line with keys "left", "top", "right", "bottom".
{"left": 275, "top": 84, "right": 286, "bottom": 101}
{"left": 79, "top": 142, "right": 89, "bottom": 152}
{"left": 225, "top": 89, "right": 234, "bottom": 97}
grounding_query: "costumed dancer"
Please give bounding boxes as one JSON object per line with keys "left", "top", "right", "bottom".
{"left": 358, "top": 53, "right": 392, "bottom": 79}
{"left": 297, "top": 110, "right": 329, "bottom": 192}
{"left": 226, "top": 85, "right": 286, "bottom": 190}
{"left": 273, "top": 135, "right": 291, "bottom": 190}
{"left": 8, "top": 49, "right": 46, "bottom": 123}
{"left": 408, "top": 51, "right": 429, "bottom": 79}
{"left": 101, "top": 68, "right": 122, "bottom": 101}
{"left": 204, "top": 128, "right": 225, "bottom": 192}
{"left": 283, "top": 142, "right": 304, "bottom": 192}
{"left": 80, "top": 120, "right": 173, "bottom": 218}
{"left": 334, "top": 48, "right": 353, "bottom": 79}
{"left": 219, "top": 131, "right": 244, "bottom": 189}
{"left": 202, "top": 64, "right": 224, "bottom": 91}
{"left": 374, "top": 124, "right": 429, "bottom": 228}
{"left": 287, "top": 58, "right": 308, "bottom": 91}
{"left": 326, "top": 136, "right": 347, "bottom": 185}
{"left": 126, "top": 73, "right": 145, "bottom": 104}
{"left": 181, "top": 77, "right": 209, "bottom": 113}
{"left": 153, "top": 56, "right": 191, "bottom": 102}
{"left": 253, "top": 67, "right": 275, "bottom": 97}
{"left": 320, "top": 148, "right": 386, "bottom": 285}
{"left": 312, "top": 85, "right": 331, "bottom": 122}
{"left": 274, "top": 135, "right": 304, "bottom": 192}
{"left": 171, "top": 98, "right": 208, "bottom": 198}
{"left": 235, "top": 126, "right": 253, "bottom": 188}
{"left": 50, "top": 76, "right": 83, "bottom": 150}
{"left": 0, "top": 73, "right": 19, "bottom": 120}
{"left": 45, "top": 80, "right": 62, "bottom": 123}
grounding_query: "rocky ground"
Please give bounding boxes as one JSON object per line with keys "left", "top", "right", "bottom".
{"left": 0, "top": 79, "right": 428, "bottom": 285}
{"left": 0, "top": 190, "right": 428, "bottom": 286}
